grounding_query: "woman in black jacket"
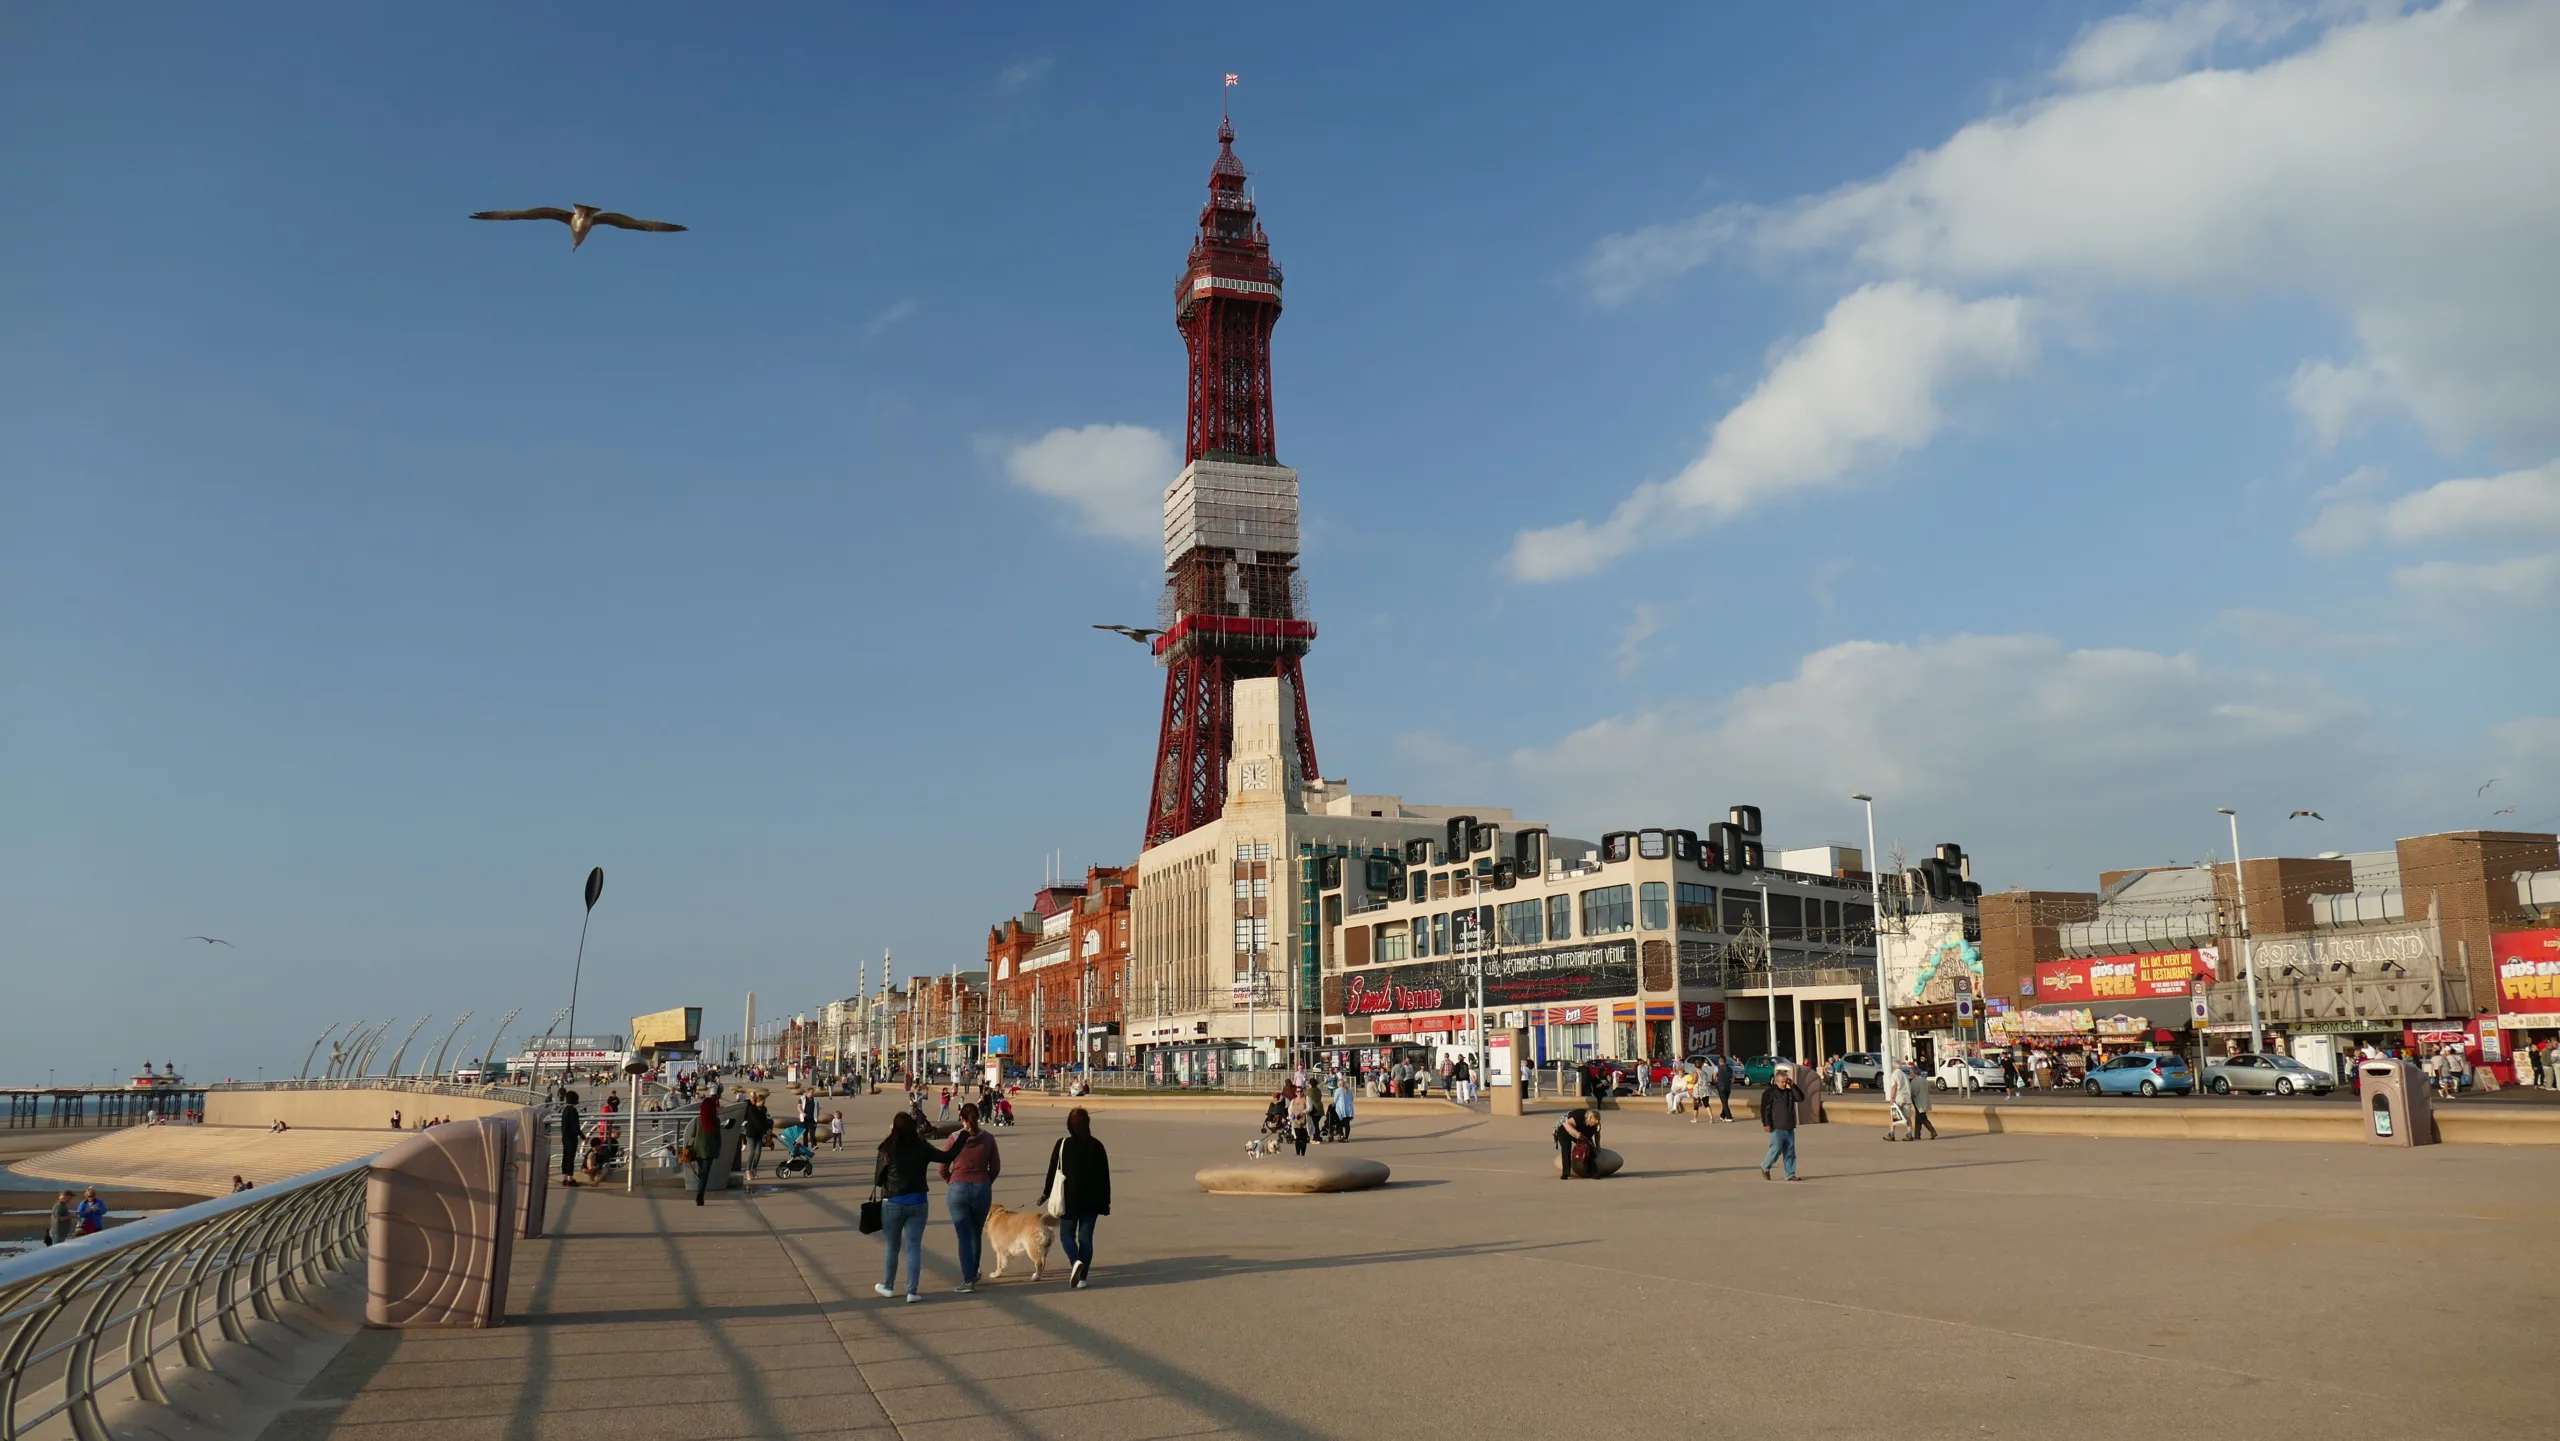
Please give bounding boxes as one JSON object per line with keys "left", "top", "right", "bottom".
{"left": 1036, "top": 1107, "right": 1112, "bottom": 1289}
{"left": 872, "top": 1112, "right": 955, "bottom": 1302}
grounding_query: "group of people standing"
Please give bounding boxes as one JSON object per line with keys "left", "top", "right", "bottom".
{"left": 43, "top": 1188, "right": 108, "bottom": 1245}
{"left": 870, "top": 1103, "right": 1111, "bottom": 1302}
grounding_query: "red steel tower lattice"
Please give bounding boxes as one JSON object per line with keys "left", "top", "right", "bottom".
{"left": 1143, "top": 119, "right": 1319, "bottom": 849}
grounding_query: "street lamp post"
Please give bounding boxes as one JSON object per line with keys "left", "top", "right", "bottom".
{"left": 564, "top": 868, "right": 605, "bottom": 1084}
{"left": 2218, "top": 808, "right": 2265, "bottom": 1052}
{"left": 1853, "top": 794, "right": 1894, "bottom": 1067}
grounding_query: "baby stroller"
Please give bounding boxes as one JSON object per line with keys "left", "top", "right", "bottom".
{"left": 1315, "top": 1102, "right": 1349, "bottom": 1143}
{"left": 988, "top": 1095, "right": 1016, "bottom": 1128}
{"left": 774, "top": 1123, "right": 817, "bottom": 1178}
{"left": 1249, "top": 1097, "right": 1295, "bottom": 1156}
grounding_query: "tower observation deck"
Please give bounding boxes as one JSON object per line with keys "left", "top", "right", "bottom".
{"left": 1144, "top": 119, "right": 1319, "bottom": 849}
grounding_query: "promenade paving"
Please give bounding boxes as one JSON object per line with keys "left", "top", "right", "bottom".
{"left": 266, "top": 1101, "right": 2560, "bottom": 1441}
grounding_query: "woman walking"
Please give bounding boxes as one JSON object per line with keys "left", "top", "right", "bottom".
{"left": 1037, "top": 1107, "right": 1112, "bottom": 1289}
{"left": 740, "top": 1092, "right": 774, "bottom": 1182}
{"left": 871, "top": 1112, "right": 955, "bottom": 1303}
{"left": 688, "top": 1095, "right": 725, "bottom": 1206}
{"left": 940, "top": 1103, "right": 1001, "bottom": 1293}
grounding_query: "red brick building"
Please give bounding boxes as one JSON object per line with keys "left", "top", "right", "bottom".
{"left": 984, "top": 865, "right": 1135, "bottom": 1072}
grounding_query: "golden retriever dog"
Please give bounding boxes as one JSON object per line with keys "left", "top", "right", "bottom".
{"left": 981, "top": 1202, "right": 1054, "bottom": 1282}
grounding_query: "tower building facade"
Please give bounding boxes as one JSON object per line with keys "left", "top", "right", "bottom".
{"left": 1143, "top": 120, "right": 1319, "bottom": 849}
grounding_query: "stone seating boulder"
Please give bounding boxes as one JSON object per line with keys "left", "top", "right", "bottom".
{"left": 1195, "top": 1156, "right": 1390, "bottom": 1194}
{"left": 1586, "top": 1146, "right": 1624, "bottom": 1178}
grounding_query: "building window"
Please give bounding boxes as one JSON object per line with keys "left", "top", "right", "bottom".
{"left": 1233, "top": 917, "right": 1269, "bottom": 952}
{"left": 1498, "top": 899, "right": 1543, "bottom": 946}
{"left": 1431, "top": 873, "right": 1451, "bottom": 901}
{"left": 1640, "top": 881, "right": 1670, "bottom": 931}
{"left": 1253, "top": 877, "right": 1269, "bottom": 899}
{"left": 1547, "top": 894, "right": 1572, "bottom": 940}
{"left": 1234, "top": 879, "right": 1251, "bottom": 900}
{"left": 1378, "top": 924, "right": 1410, "bottom": 963}
{"left": 1676, "top": 882, "right": 1716, "bottom": 932}
{"left": 1428, "top": 913, "right": 1448, "bottom": 956}
{"left": 1722, "top": 891, "right": 1762, "bottom": 933}
{"left": 1581, "top": 885, "right": 1634, "bottom": 936}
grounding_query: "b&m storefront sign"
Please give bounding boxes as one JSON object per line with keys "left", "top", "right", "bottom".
{"left": 2032, "top": 949, "right": 2216, "bottom": 1004}
{"left": 1344, "top": 940, "right": 1640, "bottom": 1018}
{"left": 2492, "top": 928, "right": 2560, "bottom": 1015}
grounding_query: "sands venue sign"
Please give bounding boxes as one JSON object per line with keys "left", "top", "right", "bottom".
{"left": 1343, "top": 940, "right": 1640, "bottom": 1015}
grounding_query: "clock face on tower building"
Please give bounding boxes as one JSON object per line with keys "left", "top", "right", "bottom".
{"left": 1239, "top": 760, "right": 1272, "bottom": 792}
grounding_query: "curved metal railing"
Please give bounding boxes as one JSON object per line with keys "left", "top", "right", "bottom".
{"left": 0, "top": 1157, "right": 371, "bottom": 1441}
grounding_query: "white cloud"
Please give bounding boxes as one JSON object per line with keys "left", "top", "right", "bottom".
{"left": 865, "top": 298, "right": 919, "bottom": 338}
{"left": 2391, "top": 554, "right": 2560, "bottom": 606}
{"left": 1614, "top": 603, "right": 1667, "bottom": 679}
{"left": 982, "top": 424, "right": 1173, "bottom": 544}
{"left": 2300, "top": 460, "right": 2560, "bottom": 600}
{"left": 995, "top": 57, "right": 1054, "bottom": 91}
{"left": 2287, "top": 357, "right": 2399, "bottom": 449}
{"left": 1509, "top": 283, "right": 2033, "bottom": 581}
{"left": 1593, "top": 2, "right": 2560, "bottom": 454}
{"left": 1410, "top": 632, "right": 2371, "bottom": 883}
{"left": 2055, "top": 0, "right": 2338, "bottom": 88}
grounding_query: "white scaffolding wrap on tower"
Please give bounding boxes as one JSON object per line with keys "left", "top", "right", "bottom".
{"left": 1163, "top": 457, "right": 1300, "bottom": 570}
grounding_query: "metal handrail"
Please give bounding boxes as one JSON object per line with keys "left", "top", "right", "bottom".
{"left": 0, "top": 1157, "right": 373, "bottom": 1441}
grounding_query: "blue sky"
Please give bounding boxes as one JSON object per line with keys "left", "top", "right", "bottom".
{"left": 6, "top": 3, "right": 2554, "bottom": 1083}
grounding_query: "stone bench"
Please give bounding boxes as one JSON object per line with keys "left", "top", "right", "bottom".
{"left": 1195, "top": 1156, "right": 1391, "bottom": 1194}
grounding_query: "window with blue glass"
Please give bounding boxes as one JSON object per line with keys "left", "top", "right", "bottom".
{"left": 1547, "top": 893, "right": 1572, "bottom": 940}
{"left": 1581, "top": 884, "right": 1633, "bottom": 936}
{"left": 1640, "top": 881, "right": 1670, "bottom": 931}
{"left": 1498, "top": 899, "right": 1543, "bottom": 945}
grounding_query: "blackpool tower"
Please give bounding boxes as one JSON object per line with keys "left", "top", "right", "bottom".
{"left": 1142, "top": 118, "right": 1318, "bottom": 849}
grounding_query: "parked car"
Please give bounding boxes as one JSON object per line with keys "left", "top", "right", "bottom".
{"left": 1740, "top": 1055, "right": 1784, "bottom": 1086}
{"left": 2204, "top": 1053, "right": 2333, "bottom": 1096}
{"left": 1932, "top": 1055, "right": 2005, "bottom": 1092}
{"left": 2084, "top": 1052, "right": 2195, "bottom": 1097}
{"left": 1836, "top": 1053, "right": 1886, "bottom": 1090}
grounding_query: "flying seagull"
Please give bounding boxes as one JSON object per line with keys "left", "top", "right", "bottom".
{"left": 2288, "top": 810, "right": 2322, "bottom": 820}
{"left": 469, "top": 204, "right": 688, "bottom": 250}
{"left": 1092, "top": 624, "right": 1163, "bottom": 645}
{"left": 2495, "top": 806, "right": 2517, "bottom": 815}
{"left": 183, "top": 936, "right": 234, "bottom": 946}
{"left": 2479, "top": 778, "right": 2500, "bottom": 795}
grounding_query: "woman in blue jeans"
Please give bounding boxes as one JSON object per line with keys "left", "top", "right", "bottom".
{"left": 871, "top": 1112, "right": 954, "bottom": 1302}
{"left": 938, "top": 1104, "right": 1001, "bottom": 1292}
{"left": 1036, "top": 1107, "right": 1112, "bottom": 1288}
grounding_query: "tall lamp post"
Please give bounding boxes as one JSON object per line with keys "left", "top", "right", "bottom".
{"left": 563, "top": 867, "right": 605, "bottom": 1085}
{"left": 1852, "top": 794, "right": 1895, "bottom": 1067}
{"left": 2217, "top": 809, "right": 2264, "bottom": 1052}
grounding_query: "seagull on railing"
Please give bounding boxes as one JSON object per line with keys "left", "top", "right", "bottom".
{"left": 1091, "top": 624, "right": 1163, "bottom": 645}
{"left": 470, "top": 204, "right": 688, "bottom": 250}
{"left": 183, "top": 936, "right": 234, "bottom": 946}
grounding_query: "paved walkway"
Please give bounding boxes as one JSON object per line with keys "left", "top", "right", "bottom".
{"left": 263, "top": 1104, "right": 2560, "bottom": 1441}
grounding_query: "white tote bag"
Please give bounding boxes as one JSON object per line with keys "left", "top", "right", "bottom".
{"left": 1039, "top": 1140, "right": 1069, "bottom": 1218}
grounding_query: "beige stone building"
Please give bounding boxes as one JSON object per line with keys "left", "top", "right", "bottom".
{"left": 1127, "top": 676, "right": 1516, "bottom": 1080}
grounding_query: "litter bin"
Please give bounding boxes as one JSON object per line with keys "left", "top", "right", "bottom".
{"left": 2358, "top": 1060, "right": 2436, "bottom": 1147}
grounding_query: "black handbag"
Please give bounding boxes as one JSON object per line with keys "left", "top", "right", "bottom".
{"left": 858, "top": 1189, "right": 883, "bottom": 1235}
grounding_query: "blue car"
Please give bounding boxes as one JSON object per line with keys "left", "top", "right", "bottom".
{"left": 2083, "top": 1051, "right": 2194, "bottom": 1097}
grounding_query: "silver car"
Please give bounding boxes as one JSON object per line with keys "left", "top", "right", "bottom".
{"left": 2204, "top": 1053, "right": 2332, "bottom": 1096}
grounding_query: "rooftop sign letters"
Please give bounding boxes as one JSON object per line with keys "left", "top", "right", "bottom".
{"left": 2253, "top": 922, "right": 2441, "bottom": 977}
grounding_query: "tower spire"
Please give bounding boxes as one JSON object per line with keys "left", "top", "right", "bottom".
{"left": 1141, "top": 117, "right": 1319, "bottom": 849}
